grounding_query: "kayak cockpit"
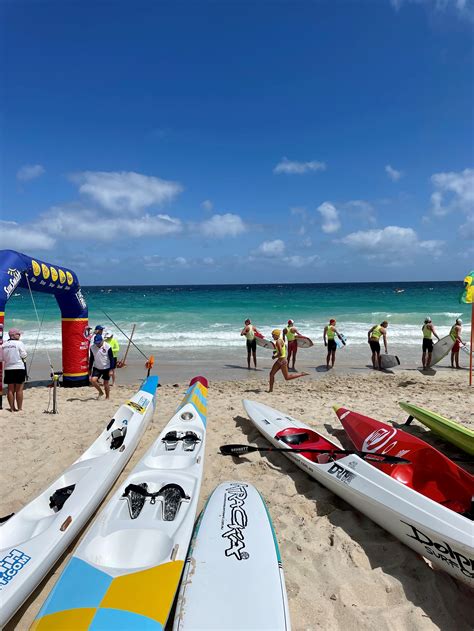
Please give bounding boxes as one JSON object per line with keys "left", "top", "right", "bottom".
{"left": 275, "top": 428, "right": 343, "bottom": 463}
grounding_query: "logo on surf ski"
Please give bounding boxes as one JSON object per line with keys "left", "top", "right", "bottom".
{"left": 222, "top": 483, "right": 250, "bottom": 560}
{"left": 4, "top": 268, "right": 22, "bottom": 300}
{"left": 401, "top": 521, "right": 473, "bottom": 580}
{"left": 328, "top": 462, "right": 355, "bottom": 485}
{"left": 0, "top": 549, "right": 31, "bottom": 588}
{"left": 362, "top": 427, "right": 398, "bottom": 453}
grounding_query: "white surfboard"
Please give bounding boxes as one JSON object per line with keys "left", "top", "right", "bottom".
{"left": 335, "top": 334, "right": 347, "bottom": 349}
{"left": 173, "top": 481, "right": 291, "bottom": 630}
{"left": 296, "top": 335, "right": 313, "bottom": 348}
{"left": 32, "top": 377, "right": 208, "bottom": 631}
{"left": 430, "top": 335, "right": 455, "bottom": 366}
{"left": 0, "top": 376, "right": 158, "bottom": 628}
{"left": 255, "top": 335, "right": 274, "bottom": 350}
{"left": 380, "top": 354, "right": 400, "bottom": 369}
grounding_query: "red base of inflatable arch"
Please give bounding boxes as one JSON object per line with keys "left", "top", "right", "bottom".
{"left": 61, "top": 318, "right": 90, "bottom": 387}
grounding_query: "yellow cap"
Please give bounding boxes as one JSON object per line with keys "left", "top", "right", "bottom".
{"left": 332, "top": 405, "right": 342, "bottom": 412}
{"left": 272, "top": 329, "right": 281, "bottom": 337}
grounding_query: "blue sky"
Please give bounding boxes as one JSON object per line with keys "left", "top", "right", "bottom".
{"left": 2, "top": 0, "right": 473, "bottom": 284}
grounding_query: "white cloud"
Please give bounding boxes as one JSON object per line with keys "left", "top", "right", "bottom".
{"left": 17, "top": 164, "right": 45, "bottom": 181}
{"left": 283, "top": 254, "right": 319, "bottom": 268}
{"left": 74, "top": 171, "right": 183, "bottom": 214}
{"left": 200, "top": 213, "right": 247, "bottom": 238}
{"left": 345, "top": 200, "right": 377, "bottom": 224}
{"left": 202, "top": 257, "right": 215, "bottom": 265}
{"left": 39, "top": 205, "right": 183, "bottom": 240}
{"left": 317, "top": 202, "right": 341, "bottom": 234}
{"left": 256, "top": 239, "right": 286, "bottom": 257}
{"left": 430, "top": 168, "right": 474, "bottom": 217}
{"left": 340, "top": 226, "right": 443, "bottom": 263}
{"left": 0, "top": 220, "right": 55, "bottom": 250}
{"left": 201, "top": 199, "right": 213, "bottom": 212}
{"left": 460, "top": 214, "right": 474, "bottom": 241}
{"left": 274, "top": 157, "right": 326, "bottom": 175}
{"left": 391, "top": 0, "right": 473, "bottom": 20}
{"left": 385, "top": 164, "right": 403, "bottom": 182}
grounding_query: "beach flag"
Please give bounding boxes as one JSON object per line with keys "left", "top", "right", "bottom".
{"left": 460, "top": 271, "right": 473, "bottom": 386}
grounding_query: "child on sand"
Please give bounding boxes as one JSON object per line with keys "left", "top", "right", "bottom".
{"left": 268, "top": 329, "right": 308, "bottom": 392}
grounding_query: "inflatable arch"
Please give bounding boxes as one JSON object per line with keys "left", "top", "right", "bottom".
{"left": 0, "top": 249, "right": 89, "bottom": 387}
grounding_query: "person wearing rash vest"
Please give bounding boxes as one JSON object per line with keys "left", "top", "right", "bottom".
{"left": 449, "top": 318, "right": 464, "bottom": 369}
{"left": 268, "top": 329, "right": 308, "bottom": 392}
{"left": 421, "top": 317, "right": 439, "bottom": 370}
{"left": 323, "top": 318, "right": 345, "bottom": 370}
{"left": 89, "top": 334, "right": 114, "bottom": 399}
{"left": 367, "top": 321, "right": 388, "bottom": 370}
{"left": 283, "top": 319, "right": 301, "bottom": 371}
{"left": 240, "top": 318, "right": 260, "bottom": 369}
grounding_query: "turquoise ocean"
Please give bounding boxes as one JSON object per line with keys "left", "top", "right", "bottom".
{"left": 5, "top": 281, "right": 470, "bottom": 351}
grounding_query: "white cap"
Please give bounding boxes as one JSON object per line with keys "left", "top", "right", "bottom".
{"left": 456, "top": 318, "right": 462, "bottom": 324}
{"left": 104, "top": 330, "right": 113, "bottom": 338}
{"left": 424, "top": 316, "right": 432, "bottom": 323}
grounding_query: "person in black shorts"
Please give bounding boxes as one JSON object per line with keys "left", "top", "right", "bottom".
{"left": 240, "top": 318, "right": 260, "bottom": 369}
{"left": 2, "top": 328, "right": 28, "bottom": 411}
{"left": 323, "top": 319, "right": 345, "bottom": 370}
{"left": 421, "top": 317, "right": 439, "bottom": 370}
{"left": 89, "top": 334, "right": 114, "bottom": 399}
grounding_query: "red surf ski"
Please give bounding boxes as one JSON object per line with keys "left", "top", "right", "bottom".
{"left": 333, "top": 406, "right": 474, "bottom": 515}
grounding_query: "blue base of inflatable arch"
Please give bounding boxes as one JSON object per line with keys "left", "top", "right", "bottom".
{"left": 62, "top": 375, "right": 90, "bottom": 388}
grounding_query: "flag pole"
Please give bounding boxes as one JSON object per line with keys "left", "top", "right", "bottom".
{"left": 470, "top": 302, "right": 473, "bottom": 387}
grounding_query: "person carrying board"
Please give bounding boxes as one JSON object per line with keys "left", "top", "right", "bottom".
{"left": 421, "top": 317, "right": 439, "bottom": 370}
{"left": 283, "top": 319, "right": 302, "bottom": 371}
{"left": 368, "top": 321, "right": 389, "bottom": 370}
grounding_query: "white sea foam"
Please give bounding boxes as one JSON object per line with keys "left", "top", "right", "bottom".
{"left": 11, "top": 320, "right": 471, "bottom": 351}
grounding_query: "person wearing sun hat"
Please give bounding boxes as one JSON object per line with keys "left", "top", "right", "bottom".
{"left": 2, "top": 328, "right": 28, "bottom": 411}
{"left": 268, "top": 329, "right": 308, "bottom": 392}
{"left": 323, "top": 318, "right": 345, "bottom": 370}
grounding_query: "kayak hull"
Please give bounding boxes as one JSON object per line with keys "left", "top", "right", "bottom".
{"left": 32, "top": 377, "right": 208, "bottom": 630}
{"left": 243, "top": 400, "right": 473, "bottom": 587}
{"left": 399, "top": 402, "right": 474, "bottom": 456}
{"left": 0, "top": 376, "right": 158, "bottom": 628}
{"left": 173, "top": 481, "right": 291, "bottom": 630}
{"left": 334, "top": 406, "right": 473, "bottom": 515}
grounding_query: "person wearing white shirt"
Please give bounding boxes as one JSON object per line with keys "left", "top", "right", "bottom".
{"left": 89, "top": 334, "right": 114, "bottom": 399}
{"left": 2, "top": 328, "right": 27, "bottom": 412}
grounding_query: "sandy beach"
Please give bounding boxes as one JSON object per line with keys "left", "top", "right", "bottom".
{"left": 1, "top": 365, "right": 472, "bottom": 631}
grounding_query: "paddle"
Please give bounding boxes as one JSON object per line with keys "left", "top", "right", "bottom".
{"left": 220, "top": 444, "right": 411, "bottom": 464}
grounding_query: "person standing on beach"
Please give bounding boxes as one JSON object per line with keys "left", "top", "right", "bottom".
{"left": 268, "top": 329, "right": 308, "bottom": 392}
{"left": 421, "top": 317, "right": 439, "bottom": 370}
{"left": 450, "top": 318, "right": 464, "bottom": 369}
{"left": 2, "top": 328, "right": 27, "bottom": 412}
{"left": 283, "top": 319, "right": 301, "bottom": 371}
{"left": 323, "top": 318, "right": 345, "bottom": 370}
{"left": 240, "top": 318, "right": 260, "bottom": 369}
{"left": 368, "top": 321, "right": 388, "bottom": 370}
{"left": 104, "top": 331, "right": 120, "bottom": 385}
{"left": 89, "top": 334, "right": 114, "bottom": 399}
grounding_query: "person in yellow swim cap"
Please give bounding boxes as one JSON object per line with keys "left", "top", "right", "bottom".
{"left": 268, "top": 329, "right": 308, "bottom": 393}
